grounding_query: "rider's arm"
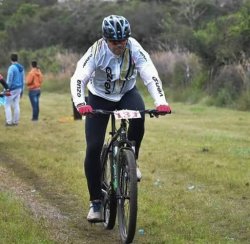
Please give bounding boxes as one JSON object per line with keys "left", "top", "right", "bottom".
{"left": 131, "top": 39, "right": 168, "bottom": 106}
{"left": 140, "top": 66, "right": 168, "bottom": 106}
{"left": 70, "top": 47, "right": 96, "bottom": 107}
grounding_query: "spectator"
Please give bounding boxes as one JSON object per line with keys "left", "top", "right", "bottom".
{"left": 26, "top": 61, "right": 43, "bottom": 121}
{"left": 4, "top": 53, "right": 24, "bottom": 126}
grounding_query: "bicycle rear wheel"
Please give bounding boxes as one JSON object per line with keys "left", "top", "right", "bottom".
{"left": 117, "top": 149, "right": 137, "bottom": 244}
{"left": 101, "top": 145, "right": 117, "bottom": 229}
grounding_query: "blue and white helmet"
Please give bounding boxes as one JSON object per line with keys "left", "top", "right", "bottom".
{"left": 102, "top": 15, "right": 131, "bottom": 40}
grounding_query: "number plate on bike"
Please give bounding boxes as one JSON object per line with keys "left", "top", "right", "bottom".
{"left": 114, "top": 110, "right": 141, "bottom": 119}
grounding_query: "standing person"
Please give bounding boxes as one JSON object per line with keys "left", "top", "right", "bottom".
{"left": 70, "top": 15, "right": 171, "bottom": 222}
{"left": 26, "top": 61, "right": 43, "bottom": 121}
{"left": 4, "top": 53, "right": 24, "bottom": 126}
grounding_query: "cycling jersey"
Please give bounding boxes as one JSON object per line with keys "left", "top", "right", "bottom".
{"left": 71, "top": 37, "right": 168, "bottom": 107}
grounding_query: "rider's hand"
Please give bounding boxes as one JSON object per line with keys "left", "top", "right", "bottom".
{"left": 5, "top": 89, "right": 11, "bottom": 96}
{"left": 156, "top": 105, "right": 171, "bottom": 115}
{"left": 77, "top": 104, "right": 93, "bottom": 115}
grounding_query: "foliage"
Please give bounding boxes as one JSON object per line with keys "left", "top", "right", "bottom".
{"left": 193, "top": 1, "right": 250, "bottom": 68}
{"left": 18, "top": 46, "right": 70, "bottom": 72}
{"left": 0, "top": 0, "right": 249, "bottom": 109}
{"left": 236, "top": 90, "right": 250, "bottom": 111}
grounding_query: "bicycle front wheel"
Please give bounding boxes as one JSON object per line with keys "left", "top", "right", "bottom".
{"left": 117, "top": 149, "right": 138, "bottom": 244}
{"left": 101, "top": 144, "right": 117, "bottom": 229}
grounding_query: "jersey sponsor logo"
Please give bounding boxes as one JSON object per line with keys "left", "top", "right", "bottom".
{"left": 105, "top": 67, "right": 113, "bottom": 94}
{"left": 82, "top": 54, "right": 92, "bottom": 68}
{"left": 77, "top": 80, "right": 81, "bottom": 97}
{"left": 139, "top": 51, "right": 147, "bottom": 61}
{"left": 152, "top": 76, "right": 163, "bottom": 97}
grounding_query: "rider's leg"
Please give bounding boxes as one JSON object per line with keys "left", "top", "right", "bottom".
{"left": 118, "top": 86, "right": 145, "bottom": 159}
{"left": 85, "top": 92, "right": 119, "bottom": 201}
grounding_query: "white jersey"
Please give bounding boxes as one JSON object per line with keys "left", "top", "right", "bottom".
{"left": 71, "top": 37, "right": 168, "bottom": 107}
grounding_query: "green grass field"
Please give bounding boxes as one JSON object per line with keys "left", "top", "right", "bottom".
{"left": 0, "top": 91, "right": 249, "bottom": 243}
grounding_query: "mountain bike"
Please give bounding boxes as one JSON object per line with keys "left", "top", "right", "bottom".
{"left": 92, "top": 109, "right": 169, "bottom": 244}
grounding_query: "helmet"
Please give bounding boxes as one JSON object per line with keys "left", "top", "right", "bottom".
{"left": 102, "top": 15, "right": 131, "bottom": 40}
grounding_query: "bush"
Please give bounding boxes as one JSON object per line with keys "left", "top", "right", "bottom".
{"left": 151, "top": 51, "right": 202, "bottom": 87}
{"left": 214, "top": 88, "right": 234, "bottom": 106}
{"left": 170, "top": 87, "right": 206, "bottom": 104}
{"left": 236, "top": 90, "right": 250, "bottom": 111}
{"left": 212, "top": 65, "right": 244, "bottom": 96}
{"left": 42, "top": 73, "right": 70, "bottom": 94}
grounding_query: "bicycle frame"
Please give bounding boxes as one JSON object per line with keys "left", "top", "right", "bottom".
{"left": 99, "top": 108, "right": 165, "bottom": 192}
{"left": 104, "top": 114, "right": 135, "bottom": 193}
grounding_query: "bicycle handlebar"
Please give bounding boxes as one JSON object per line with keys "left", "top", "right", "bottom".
{"left": 91, "top": 109, "right": 171, "bottom": 117}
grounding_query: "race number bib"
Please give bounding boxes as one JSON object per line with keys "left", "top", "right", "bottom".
{"left": 114, "top": 110, "right": 141, "bottom": 120}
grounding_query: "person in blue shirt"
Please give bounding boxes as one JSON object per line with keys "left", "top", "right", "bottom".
{"left": 4, "top": 53, "right": 24, "bottom": 126}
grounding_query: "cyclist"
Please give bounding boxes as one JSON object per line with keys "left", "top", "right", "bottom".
{"left": 70, "top": 15, "right": 171, "bottom": 222}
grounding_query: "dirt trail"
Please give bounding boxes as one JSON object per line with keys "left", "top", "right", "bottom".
{"left": 0, "top": 155, "right": 121, "bottom": 244}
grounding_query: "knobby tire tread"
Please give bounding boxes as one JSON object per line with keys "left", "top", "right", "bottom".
{"left": 101, "top": 145, "right": 117, "bottom": 229}
{"left": 117, "top": 149, "right": 137, "bottom": 244}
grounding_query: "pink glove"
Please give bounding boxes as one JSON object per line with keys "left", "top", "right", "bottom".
{"left": 156, "top": 105, "right": 171, "bottom": 115}
{"left": 77, "top": 104, "right": 93, "bottom": 115}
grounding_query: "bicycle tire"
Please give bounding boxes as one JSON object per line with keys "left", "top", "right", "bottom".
{"left": 101, "top": 145, "right": 117, "bottom": 229}
{"left": 117, "top": 149, "right": 137, "bottom": 244}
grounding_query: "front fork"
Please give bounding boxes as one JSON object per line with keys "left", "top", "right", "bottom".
{"left": 112, "top": 145, "right": 135, "bottom": 200}
{"left": 112, "top": 142, "right": 119, "bottom": 192}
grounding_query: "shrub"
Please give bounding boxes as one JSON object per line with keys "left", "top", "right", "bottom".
{"left": 236, "top": 90, "right": 250, "bottom": 111}
{"left": 211, "top": 65, "right": 245, "bottom": 99}
{"left": 214, "top": 88, "right": 234, "bottom": 106}
{"left": 151, "top": 51, "right": 202, "bottom": 87}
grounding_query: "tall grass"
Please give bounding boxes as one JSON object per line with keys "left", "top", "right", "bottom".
{"left": 0, "top": 90, "right": 249, "bottom": 243}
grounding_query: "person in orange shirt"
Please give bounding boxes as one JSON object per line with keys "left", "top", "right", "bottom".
{"left": 26, "top": 61, "right": 43, "bottom": 121}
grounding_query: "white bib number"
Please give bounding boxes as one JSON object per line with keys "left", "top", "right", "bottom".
{"left": 114, "top": 110, "right": 141, "bottom": 120}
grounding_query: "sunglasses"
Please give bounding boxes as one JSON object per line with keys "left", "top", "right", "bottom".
{"left": 108, "top": 39, "right": 127, "bottom": 45}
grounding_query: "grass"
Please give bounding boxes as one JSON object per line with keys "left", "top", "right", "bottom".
{"left": 0, "top": 90, "right": 249, "bottom": 243}
{"left": 0, "top": 191, "right": 53, "bottom": 244}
